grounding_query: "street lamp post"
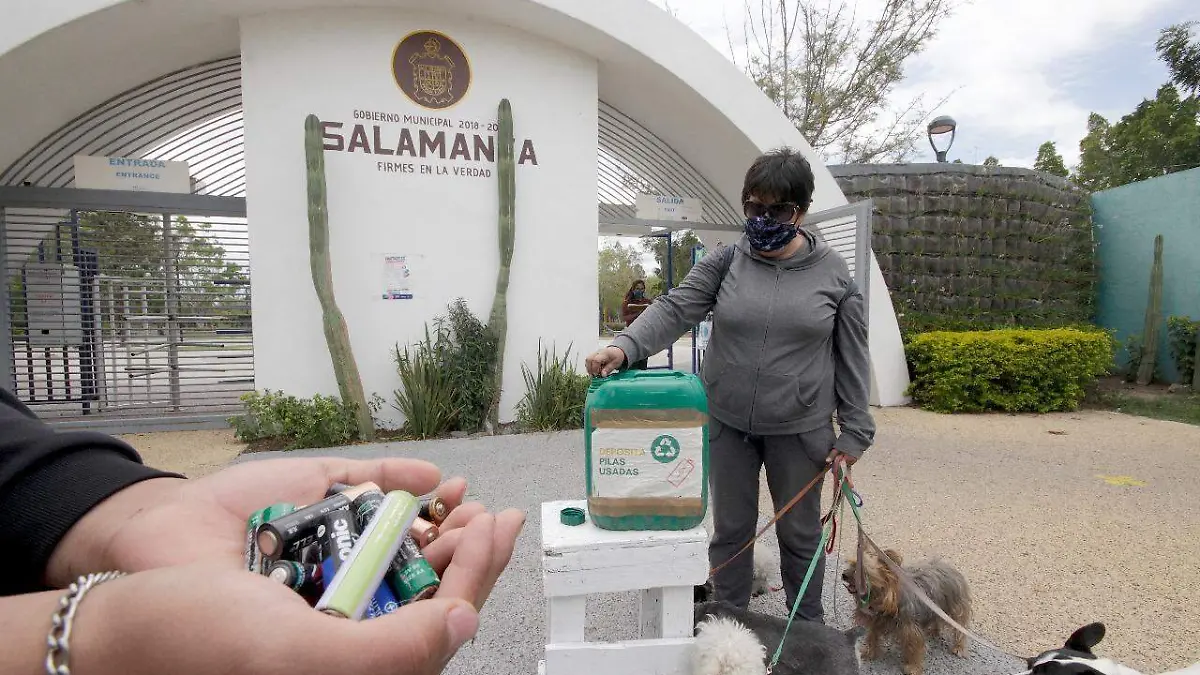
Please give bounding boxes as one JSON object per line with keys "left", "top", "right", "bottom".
{"left": 927, "top": 115, "right": 957, "bottom": 162}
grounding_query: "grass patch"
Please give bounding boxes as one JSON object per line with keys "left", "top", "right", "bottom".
{"left": 1087, "top": 377, "right": 1200, "bottom": 426}
{"left": 1092, "top": 390, "right": 1200, "bottom": 426}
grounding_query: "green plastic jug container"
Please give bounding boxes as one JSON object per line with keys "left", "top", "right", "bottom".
{"left": 584, "top": 369, "right": 709, "bottom": 531}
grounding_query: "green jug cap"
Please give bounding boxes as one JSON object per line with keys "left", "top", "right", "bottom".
{"left": 560, "top": 507, "right": 586, "bottom": 527}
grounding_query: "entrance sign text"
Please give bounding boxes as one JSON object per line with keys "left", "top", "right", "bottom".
{"left": 73, "top": 155, "right": 192, "bottom": 193}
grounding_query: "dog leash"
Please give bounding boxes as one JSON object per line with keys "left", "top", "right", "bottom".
{"left": 768, "top": 474, "right": 846, "bottom": 673}
{"left": 708, "top": 466, "right": 830, "bottom": 577}
{"left": 856, "top": 527, "right": 1028, "bottom": 661}
{"left": 767, "top": 475, "right": 1026, "bottom": 670}
{"left": 837, "top": 482, "right": 1029, "bottom": 662}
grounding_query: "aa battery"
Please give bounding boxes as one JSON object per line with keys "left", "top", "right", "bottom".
{"left": 315, "top": 490, "right": 420, "bottom": 620}
{"left": 268, "top": 560, "right": 322, "bottom": 593}
{"left": 409, "top": 517, "right": 440, "bottom": 548}
{"left": 246, "top": 503, "right": 296, "bottom": 573}
{"left": 389, "top": 535, "right": 441, "bottom": 602}
{"left": 316, "top": 501, "right": 402, "bottom": 619}
{"left": 351, "top": 488, "right": 386, "bottom": 530}
{"left": 298, "top": 541, "right": 323, "bottom": 566}
{"left": 319, "top": 509, "right": 359, "bottom": 566}
{"left": 366, "top": 579, "right": 402, "bottom": 618}
{"left": 245, "top": 509, "right": 266, "bottom": 573}
{"left": 257, "top": 483, "right": 377, "bottom": 558}
{"left": 326, "top": 482, "right": 353, "bottom": 498}
{"left": 419, "top": 495, "right": 448, "bottom": 525}
{"left": 353, "top": 488, "right": 437, "bottom": 547}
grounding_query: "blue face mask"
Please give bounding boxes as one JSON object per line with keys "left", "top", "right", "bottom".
{"left": 744, "top": 215, "right": 798, "bottom": 252}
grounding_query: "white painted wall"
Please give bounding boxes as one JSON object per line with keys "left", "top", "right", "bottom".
{"left": 3, "top": 0, "right": 911, "bottom": 408}
{"left": 241, "top": 9, "right": 598, "bottom": 426}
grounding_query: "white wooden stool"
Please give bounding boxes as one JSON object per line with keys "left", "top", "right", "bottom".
{"left": 538, "top": 500, "right": 709, "bottom": 675}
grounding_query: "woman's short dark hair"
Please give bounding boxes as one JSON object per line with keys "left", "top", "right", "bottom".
{"left": 741, "top": 147, "right": 816, "bottom": 211}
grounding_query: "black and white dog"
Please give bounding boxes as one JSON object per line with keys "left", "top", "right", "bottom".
{"left": 1017, "top": 623, "right": 1200, "bottom": 675}
{"left": 692, "top": 585, "right": 863, "bottom": 675}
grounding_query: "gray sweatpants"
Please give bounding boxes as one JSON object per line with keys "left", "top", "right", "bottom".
{"left": 707, "top": 416, "right": 833, "bottom": 622}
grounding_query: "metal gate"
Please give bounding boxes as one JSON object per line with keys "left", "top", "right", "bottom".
{"left": 1, "top": 187, "right": 251, "bottom": 431}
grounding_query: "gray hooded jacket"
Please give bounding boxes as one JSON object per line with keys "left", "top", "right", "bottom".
{"left": 611, "top": 231, "right": 875, "bottom": 457}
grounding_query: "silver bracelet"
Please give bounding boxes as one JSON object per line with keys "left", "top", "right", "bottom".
{"left": 46, "top": 571, "right": 126, "bottom": 675}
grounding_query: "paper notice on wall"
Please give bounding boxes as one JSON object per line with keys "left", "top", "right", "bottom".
{"left": 382, "top": 254, "right": 414, "bottom": 300}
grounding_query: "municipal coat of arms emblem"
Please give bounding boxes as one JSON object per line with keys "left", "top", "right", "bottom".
{"left": 392, "top": 31, "right": 471, "bottom": 110}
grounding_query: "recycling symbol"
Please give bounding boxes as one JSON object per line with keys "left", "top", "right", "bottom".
{"left": 651, "top": 435, "right": 681, "bottom": 464}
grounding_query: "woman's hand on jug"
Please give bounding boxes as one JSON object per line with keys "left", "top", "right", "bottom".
{"left": 585, "top": 347, "right": 626, "bottom": 377}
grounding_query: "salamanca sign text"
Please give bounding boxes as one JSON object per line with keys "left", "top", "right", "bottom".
{"left": 321, "top": 121, "right": 538, "bottom": 166}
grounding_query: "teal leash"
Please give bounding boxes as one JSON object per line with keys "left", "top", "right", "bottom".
{"left": 767, "top": 474, "right": 845, "bottom": 673}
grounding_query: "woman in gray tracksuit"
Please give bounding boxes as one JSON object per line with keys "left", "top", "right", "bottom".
{"left": 585, "top": 147, "right": 875, "bottom": 623}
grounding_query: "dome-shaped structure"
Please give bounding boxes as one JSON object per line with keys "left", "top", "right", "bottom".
{"left": 0, "top": 0, "right": 908, "bottom": 427}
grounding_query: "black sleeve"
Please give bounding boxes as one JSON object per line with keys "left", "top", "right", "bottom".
{"left": 0, "top": 387, "right": 182, "bottom": 596}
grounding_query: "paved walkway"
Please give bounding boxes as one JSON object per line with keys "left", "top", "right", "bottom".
{"left": 231, "top": 406, "right": 1200, "bottom": 675}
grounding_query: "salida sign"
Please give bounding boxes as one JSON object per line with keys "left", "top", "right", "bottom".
{"left": 319, "top": 30, "right": 538, "bottom": 179}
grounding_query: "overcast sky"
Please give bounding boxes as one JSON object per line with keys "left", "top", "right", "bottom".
{"left": 652, "top": 0, "right": 1197, "bottom": 169}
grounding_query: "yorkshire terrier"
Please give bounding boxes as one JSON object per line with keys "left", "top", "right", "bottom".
{"left": 841, "top": 547, "right": 972, "bottom": 675}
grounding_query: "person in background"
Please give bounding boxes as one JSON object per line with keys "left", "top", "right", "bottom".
{"left": 621, "top": 279, "right": 653, "bottom": 370}
{"left": 585, "top": 147, "right": 875, "bottom": 624}
{"left": 0, "top": 386, "right": 524, "bottom": 675}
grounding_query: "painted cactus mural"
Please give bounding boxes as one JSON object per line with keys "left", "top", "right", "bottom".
{"left": 304, "top": 114, "right": 375, "bottom": 440}
{"left": 486, "top": 99, "right": 516, "bottom": 430}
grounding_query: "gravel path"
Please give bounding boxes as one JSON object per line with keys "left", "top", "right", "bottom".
{"left": 123, "top": 407, "right": 1200, "bottom": 675}
{"left": 119, "top": 428, "right": 242, "bottom": 477}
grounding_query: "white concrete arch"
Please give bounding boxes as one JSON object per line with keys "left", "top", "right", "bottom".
{"left": 2, "top": 0, "right": 909, "bottom": 412}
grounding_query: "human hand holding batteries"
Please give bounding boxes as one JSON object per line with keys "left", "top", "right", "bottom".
{"left": 45, "top": 456, "right": 525, "bottom": 672}
{"left": 58, "top": 506, "right": 520, "bottom": 675}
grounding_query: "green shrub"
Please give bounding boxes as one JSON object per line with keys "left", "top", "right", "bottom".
{"left": 393, "top": 327, "right": 459, "bottom": 439}
{"left": 1118, "top": 333, "right": 1148, "bottom": 383}
{"left": 516, "top": 342, "right": 590, "bottom": 432}
{"left": 906, "top": 328, "right": 1115, "bottom": 413}
{"left": 436, "top": 299, "right": 499, "bottom": 432}
{"left": 390, "top": 299, "right": 497, "bottom": 437}
{"left": 1166, "top": 315, "right": 1199, "bottom": 384}
{"left": 230, "top": 389, "right": 382, "bottom": 449}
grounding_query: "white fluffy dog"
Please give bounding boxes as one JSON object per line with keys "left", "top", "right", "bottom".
{"left": 693, "top": 615, "right": 769, "bottom": 675}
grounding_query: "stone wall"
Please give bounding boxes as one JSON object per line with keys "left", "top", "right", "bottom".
{"left": 830, "top": 163, "right": 1095, "bottom": 338}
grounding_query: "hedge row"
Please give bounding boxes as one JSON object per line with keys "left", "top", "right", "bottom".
{"left": 906, "top": 328, "right": 1115, "bottom": 413}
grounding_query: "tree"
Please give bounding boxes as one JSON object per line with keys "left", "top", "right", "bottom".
{"left": 79, "top": 212, "right": 247, "bottom": 330}
{"left": 1157, "top": 21, "right": 1200, "bottom": 94}
{"left": 645, "top": 274, "right": 664, "bottom": 297}
{"left": 8, "top": 212, "right": 249, "bottom": 337}
{"left": 982, "top": 156, "right": 1000, "bottom": 167}
{"left": 642, "top": 230, "right": 702, "bottom": 288}
{"left": 731, "top": 0, "right": 955, "bottom": 163}
{"left": 598, "top": 242, "right": 645, "bottom": 325}
{"left": 1032, "top": 142, "right": 1068, "bottom": 177}
{"left": 1073, "top": 113, "right": 1116, "bottom": 192}
{"left": 1074, "top": 85, "right": 1200, "bottom": 191}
